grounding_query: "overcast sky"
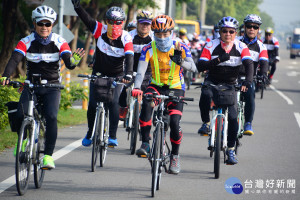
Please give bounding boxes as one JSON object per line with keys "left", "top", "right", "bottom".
{"left": 259, "top": 0, "right": 300, "bottom": 33}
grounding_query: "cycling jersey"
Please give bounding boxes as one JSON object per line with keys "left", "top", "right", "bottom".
{"left": 240, "top": 36, "right": 269, "bottom": 75}
{"left": 129, "top": 29, "right": 153, "bottom": 72}
{"left": 74, "top": 6, "right": 134, "bottom": 77}
{"left": 3, "top": 32, "right": 73, "bottom": 83}
{"left": 262, "top": 36, "right": 280, "bottom": 61}
{"left": 198, "top": 38, "right": 254, "bottom": 84}
{"left": 137, "top": 40, "right": 192, "bottom": 90}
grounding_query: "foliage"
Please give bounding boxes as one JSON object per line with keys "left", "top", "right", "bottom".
{"left": 0, "top": 76, "right": 25, "bottom": 130}
{"left": 60, "top": 81, "right": 88, "bottom": 111}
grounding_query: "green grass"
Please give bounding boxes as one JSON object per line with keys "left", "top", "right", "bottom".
{"left": 0, "top": 108, "right": 87, "bottom": 152}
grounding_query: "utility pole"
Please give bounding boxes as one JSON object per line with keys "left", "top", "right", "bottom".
{"left": 181, "top": 2, "right": 187, "bottom": 20}
{"left": 200, "top": 0, "right": 206, "bottom": 25}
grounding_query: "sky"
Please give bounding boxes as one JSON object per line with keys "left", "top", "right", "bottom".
{"left": 259, "top": 0, "right": 300, "bottom": 34}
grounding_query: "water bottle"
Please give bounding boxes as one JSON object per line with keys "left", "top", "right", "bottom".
{"left": 111, "top": 80, "right": 117, "bottom": 89}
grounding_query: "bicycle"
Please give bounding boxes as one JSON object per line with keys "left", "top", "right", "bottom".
{"left": 78, "top": 74, "right": 122, "bottom": 172}
{"left": 235, "top": 83, "right": 245, "bottom": 155}
{"left": 144, "top": 92, "right": 193, "bottom": 197}
{"left": 8, "top": 76, "right": 64, "bottom": 195}
{"left": 254, "top": 74, "right": 269, "bottom": 99}
{"left": 122, "top": 77, "right": 141, "bottom": 155}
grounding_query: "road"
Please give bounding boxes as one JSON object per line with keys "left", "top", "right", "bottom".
{"left": 0, "top": 49, "right": 300, "bottom": 200}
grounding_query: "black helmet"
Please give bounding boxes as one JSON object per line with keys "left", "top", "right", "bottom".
{"left": 214, "top": 24, "right": 219, "bottom": 32}
{"left": 105, "top": 7, "right": 125, "bottom": 21}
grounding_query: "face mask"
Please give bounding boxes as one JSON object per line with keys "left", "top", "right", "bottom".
{"left": 107, "top": 23, "right": 123, "bottom": 40}
{"left": 154, "top": 33, "right": 173, "bottom": 52}
{"left": 34, "top": 31, "right": 52, "bottom": 45}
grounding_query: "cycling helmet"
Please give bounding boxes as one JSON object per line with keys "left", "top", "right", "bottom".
{"left": 265, "top": 27, "right": 274, "bottom": 34}
{"left": 179, "top": 28, "right": 187, "bottom": 35}
{"left": 243, "top": 14, "right": 262, "bottom": 25}
{"left": 136, "top": 10, "right": 153, "bottom": 23}
{"left": 239, "top": 24, "right": 245, "bottom": 32}
{"left": 105, "top": 7, "right": 126, "bottom": 21}
{"left": 187, "top": 33, "right": 193, "bottom": 42}
{"left": 32, "top": 5, "right": 57, "bottom": 23}
{"left": 218, "top": 16, "right": 239, "bottom": 29}
{"left": 151, "top": 15, "right": 175, "bottom": 33}
{"left": 127, "top": 21, "right": 137, "bottom": 30}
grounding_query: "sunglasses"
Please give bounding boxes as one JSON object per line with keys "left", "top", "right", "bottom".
{"left": 246, "top": 25, "right": 259, "bottom": 30}
{"left": 107, "top": 20, "right": 123, "bottom": 25}
{"left": 221, "top": 30, "right": 236, "bottom": 34}
{"left": 37, "top": 22, "right": 52, "bottom": 27}
{"left": 265, "top": 33, "right": 272, "bottom": 36}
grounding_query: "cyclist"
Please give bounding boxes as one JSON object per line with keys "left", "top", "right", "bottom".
{"left": 119, "top": 10, "right": 154, "bottom": 120}
{"left": 197, "top": 16, "right": 254, "bottom": 164}
{"left": 206, "top": 24, "right": 220, "bottom": 43}
{"left": 177, "top": 28, "right": 190, "bottom": 47}
{"left": 72, "top": 0, "right": 134, "bottom": 147}
{"left": 239, "top": 24, "right": 245, "bottom": 37}
{"left": 239, "top": 14, "right": 269, "bottom": 135}
{"left": 262, "top": 27, "right": 280, "bottom": 83}
{"left": 0, "top": 5, "right": 85, "bottom": 169}
{"left": 132, "top": 15, "right": 197, "bottom": 174}
{"left": 127, "top": 21, "right": 137, "bottom": 32}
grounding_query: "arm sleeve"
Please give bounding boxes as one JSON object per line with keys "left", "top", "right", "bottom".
{"left": 134, "top": 60, "right": 148, "bottom": 89}
{"left": 242, "top": 59, "right": 254, "bottom": 83}
{"left": 74, "top": 6, "right": 97, "bottom": 34}
{"left": 258, "top": 60, "right": 269, "bottom": 75}
{"left": 124, "top": 54, "right": 134, "bottom": 75}
{"left": 61, "top": 53, "right": 76, "bottom": 70}
{"left": 2, "top": 51, "right": 24, "bottom": 77}
{"left": 197, "top": 58, "right": 220, "bottom": 72}
{"left": 181, "top": 57, "right": 198, "bottom": 72}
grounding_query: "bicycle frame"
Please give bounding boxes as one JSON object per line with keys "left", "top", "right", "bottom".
{"left": 236, "top": 90, "right": 245, "bottom": 137}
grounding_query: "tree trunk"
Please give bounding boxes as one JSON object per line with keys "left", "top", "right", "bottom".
{"left": 70, "top": 16, "right": 81, "bottom": 52}
{"left": 79, "top": 32, "right": 92, "bottom": 68}
{"left": 0, "top": 0, "right": 18, "bottom": 74}
{"left": 125, "top": 4, "right": 136, "bottom": 29}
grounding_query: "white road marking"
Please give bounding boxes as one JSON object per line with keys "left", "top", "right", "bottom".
{"left": 287, "top": 66, "right": 297, "bottom": 69}
{"left": 291, "top": 61, "right": 298, "bottom": 65}
{"left": 294, "top": 113, "right": 300, "bottom": 129}
{"left": 287, "top": 71, "right": 300, "bottom": 77}
{"left": 0, "top": 139, "right": 82, "bottom": 194}
{"left": 269, "top": 85, "right": 293, "bottom": 105}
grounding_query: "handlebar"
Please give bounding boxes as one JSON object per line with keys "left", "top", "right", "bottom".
{"left": 143, "top": 93, "right": 194, "bottom": 102}
{"left": 8, "top": 81, "right": 64, "bottom": 89}
{"left": 78, "top": 74, "right": 122, "bottom": 83}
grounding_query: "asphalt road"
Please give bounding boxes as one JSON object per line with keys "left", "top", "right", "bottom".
{"left": 0, "top": 48, "right": 299, "bottom": 200}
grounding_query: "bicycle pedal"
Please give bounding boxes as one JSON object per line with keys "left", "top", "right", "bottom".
{"left": 202, "top": 133, "right": 209, "bottom": 136}
{"left": 108, "top": 145, "right": 115, "bottom": 148}
{"left": 138, "top": 154, "right": 148, "bottom": 158}
{"left": 207, "top": 146, "right": 213, "bottom": 151}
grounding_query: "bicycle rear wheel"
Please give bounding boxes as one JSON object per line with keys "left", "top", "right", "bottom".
{"left": 91, "top": 111, "right": 101, "bottom": 172}
{"left": 151, "top": 123, "right": 161, "bottom": 197}
{"left": 15, "top": 121, "right": 32, "bottom": 196}
{"left": 130, "top": 101, "right": 139, "bottom": 155}
{"left": 34, "top": 122, "right": 45, "bottom": 188}
{"left": 100, "top": 110, "right": 109, "bottom": 167}
{"left": 214, "top": 115, "right": 222, "bottom": 179}
{"left": 260, "top": 85, "right": 264, "bottom": 99}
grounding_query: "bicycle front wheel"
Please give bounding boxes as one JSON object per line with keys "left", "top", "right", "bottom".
{"left": 130, "top": 101, "right": 139, "bottom": 155}
{"left": 151, "top": 123, "right": 161, "bottom": 197}
{"left": 100, "top": 110, "right": 109, "bottom": 167}
{"left": 91, "top": 111, "right": 101, "bottom": 172}
{"left": 15, "top": 121, "right": 32, "bottom": 196}
{"left": 214, "top": 115, "right": 222, "bottom": 179}
{"left": 34, "top": 122, "right": 45, "bottom": 188}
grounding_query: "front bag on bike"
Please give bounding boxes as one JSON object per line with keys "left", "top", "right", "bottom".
{"left": 93, "top": 77, "right": 114, "bottom": 103}
{"left": 211, "top": 84, "right": 235, "bottom": 107}
{"left": 5, "top": 101, "right": 19, "bottom": 132}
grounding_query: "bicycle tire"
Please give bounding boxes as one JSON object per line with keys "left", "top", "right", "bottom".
{"left": 156, "top": 125, "right": 164, "bottom": 191}
{"left": 15, "top": 121, "right": 32, "bottom": 196}
{"left": 151, "top": 123, "right": 161, "bottom": 197}
{"left": 34, "top": 122, "right": 45, "bottom": 188}
{"left": 91, "top": 111, "right": 101, "bottom": 172}
{"left": 130, "top": 101, "right": 139, "bottom": 155}
{"left": 214, "top": 115, "right": 222, "bottom": 179}
{"left": 100, "top": 110, "right": 109, "bottom": 167}
{"left": 260, "top": 85, "right": 264, "bottom": 99}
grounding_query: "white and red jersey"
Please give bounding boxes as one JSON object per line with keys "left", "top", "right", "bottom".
{"left": 262, "top": 36, "right": 280, "bottom": 60}
{"left": 199, "top": 38, "right": 253, "bottom": 83}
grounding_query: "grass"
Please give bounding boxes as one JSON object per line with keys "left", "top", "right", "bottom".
{"left": 0, "top": 108, "right": 87, "bottom": 152}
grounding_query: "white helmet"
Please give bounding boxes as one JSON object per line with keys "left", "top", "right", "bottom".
{"left": 32, "top": 6, "right": 57, "bottom": 23}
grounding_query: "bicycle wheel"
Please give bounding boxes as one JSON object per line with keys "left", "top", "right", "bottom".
{"left": 34, "top": 121, "right": 45, "bottom": 188}
{"left": 214, "top": 115, "right": 222, "bottom": 179}
{"left": 100, "top": 110, "right": 109, "bottom": 167}
{"left": 130, "top": 101, "right": 139, "bottom": 155}
{"left": 260, "top": 85, "right": 264, "bottom": 99}
{"left": 15, "top": 121, "right": 32, "bottom": 196}
{"left": 151, "top": 123, "right": 161, "bottom": 197}
{"left": 91, "top": 111, "right": 101, "bottom": 172}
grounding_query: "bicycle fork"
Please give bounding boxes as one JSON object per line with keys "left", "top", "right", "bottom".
{"left": 209, "top": 108, "right": 228, "bottom": 150}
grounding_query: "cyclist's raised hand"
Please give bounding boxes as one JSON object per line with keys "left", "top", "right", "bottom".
{"left": 70, "top": 48, "right": 85, "bottom": 66}
{"left": 0, "top": 77, "right": 9, "bottom": 86}
{"left": 169, "top": 41, "right": 183, "bottom": 65}
{"left": 71, "top": 0, "right": 81, "bottom": 8}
